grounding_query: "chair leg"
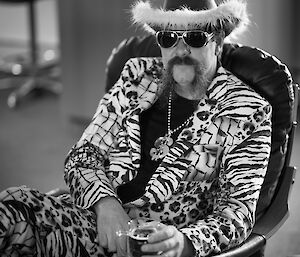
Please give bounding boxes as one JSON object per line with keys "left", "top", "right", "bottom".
{"left": 7, "top": 75, "right": 62, "bottom": 108}
{"left": 6, "top": 0, "right": 61, "bottom": 109}
{"left": 7, "top": 77, "right": 35, "bottom": 108}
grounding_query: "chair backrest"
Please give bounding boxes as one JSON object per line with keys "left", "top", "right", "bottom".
{"left": 105, "top": 35, "right": 296, "bottom": 218}
{"left": 221, "top": 44, "right": 295, "bottom": 217}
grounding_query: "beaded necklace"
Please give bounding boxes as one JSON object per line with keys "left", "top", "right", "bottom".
{"left": 149, "top": 91, "right": 194, "bottom": 161}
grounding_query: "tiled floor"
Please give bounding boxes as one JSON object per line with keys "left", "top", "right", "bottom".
{"left": 0, "top": 77, "right": 300, "bottom": 256}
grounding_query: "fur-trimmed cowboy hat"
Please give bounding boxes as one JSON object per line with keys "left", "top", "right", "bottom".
{"left": 131, "top": 0, "right": 249, "bottom": 38}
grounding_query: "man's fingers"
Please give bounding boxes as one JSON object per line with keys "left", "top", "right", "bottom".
{"left": 142, "top": 237, "right": 178, "bottom": 253}
{"left": 160, "top": 248, "right": 178, "bottom": 257}
{"left": 107, "top": 233, "right": 117, "bottom": 253}
{"left": 116, "top": 232, "right": 127, "bottom": 257}
{"left": 98, "top": 229, "right": 116, "bottom": 253}
{"left": 98, "top": 232, "right": 108, "bottom": 248}
{"left": 143, "top": 248, "right": 178, "bottom": 257}
{"left": 148, "top": 225, "right": 176, "bottom": 243}
{"left": 117, "top": 241, "right": 127, "bottom": 257}
{"left": 142, "top": 225, "right": 185, "bottom": 257}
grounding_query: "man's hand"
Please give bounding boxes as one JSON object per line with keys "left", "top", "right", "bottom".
{"left": 141, "top": 224, "right": 194, "bottom": 257}
{"left": 94, "top": 197, "right": 130, "bottom": 256}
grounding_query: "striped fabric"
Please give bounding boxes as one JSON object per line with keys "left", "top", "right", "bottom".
{"left": 64, "top": 57, "right": 272, "bottom": 256}
{"left": 0, "top": 57, "right": 272, "bottom": 257}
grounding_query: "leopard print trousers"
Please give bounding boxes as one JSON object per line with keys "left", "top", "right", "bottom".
{"left": 0, "top": 186, "right": 109, "bottom": 257}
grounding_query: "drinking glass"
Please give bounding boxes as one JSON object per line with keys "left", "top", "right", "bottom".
{"left": 116, "top": 219, "right": 160, "bottom": 257}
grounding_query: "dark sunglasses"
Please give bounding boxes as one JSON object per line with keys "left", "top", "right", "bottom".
{"left": 156, "top": 30, "right": 214, "bottom": 49}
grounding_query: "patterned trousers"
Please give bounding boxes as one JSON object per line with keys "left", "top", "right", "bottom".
{"left": 0, "top": 186, "right": 266, "bottom": 257}
{"left": 0, "top": 186, "right": 106, "bottom": 257}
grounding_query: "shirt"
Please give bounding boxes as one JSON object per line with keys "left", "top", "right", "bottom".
{"left": 117, "top": 93, "right": 198, "bottom": 203}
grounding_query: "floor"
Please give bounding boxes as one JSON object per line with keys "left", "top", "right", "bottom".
{"left": 0, "top": 76, "right": 300, "bottom": 257}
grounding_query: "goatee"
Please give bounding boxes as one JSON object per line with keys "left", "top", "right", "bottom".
{"left": 157, "top": 56, "right": 208, "bottom": 108}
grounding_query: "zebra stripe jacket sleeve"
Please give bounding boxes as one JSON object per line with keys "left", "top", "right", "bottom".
{"left": 63, "top": 69, "right": 130, "bottom": 209}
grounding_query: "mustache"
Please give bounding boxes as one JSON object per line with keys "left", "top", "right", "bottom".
{"left": 157, "top": 56, "right": 201, "bottom": 109}
{"left": 157, "top": 55, "right": 208, "bottom": 108}
{"left": 167, "top": 56, "right": 199, "bottom": 67}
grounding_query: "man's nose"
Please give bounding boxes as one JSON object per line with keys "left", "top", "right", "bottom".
{"left": 175, "top": 39, "right": 191, "bottom": 57}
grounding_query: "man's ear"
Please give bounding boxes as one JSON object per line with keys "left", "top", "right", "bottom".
{"left": 215, "top": 44, "right": 222, "bottom": 56}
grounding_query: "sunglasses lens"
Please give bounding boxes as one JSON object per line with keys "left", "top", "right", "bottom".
{"left": 156, "top": 31, "right": 178, "bottom": 48}
{"left": 184, "top": 31, "right": 208, "bottom": 47}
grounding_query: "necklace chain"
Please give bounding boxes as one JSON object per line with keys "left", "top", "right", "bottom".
{"left": 149, "top": 91, "right": 195, "bottom": 161}
{"left": 167, "top": 92, "right": 194, "bottom": 137}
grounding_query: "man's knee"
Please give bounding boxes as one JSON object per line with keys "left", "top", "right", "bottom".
{"left": 0, "top": 200, "right": 36, "bottom": 224}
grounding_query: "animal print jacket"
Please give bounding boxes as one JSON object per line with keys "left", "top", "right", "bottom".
{"left": 64, "top": 57, "right": 272, "bottom": 256}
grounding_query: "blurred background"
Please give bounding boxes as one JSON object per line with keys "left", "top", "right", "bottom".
{"left": 0, "top": 0, "right": 299, "bottom": 256}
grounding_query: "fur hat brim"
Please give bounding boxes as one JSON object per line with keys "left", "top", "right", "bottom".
{"left": 131, "top": 0, "right": 249, "bottom": 38}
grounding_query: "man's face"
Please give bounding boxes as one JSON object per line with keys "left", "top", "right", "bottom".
{"left": 159, "top": 30, "right": 218, "bottom": 89}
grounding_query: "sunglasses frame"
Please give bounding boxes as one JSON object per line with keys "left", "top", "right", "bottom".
{"left": 155, "top": 30, "right": 214, "bottom": 49}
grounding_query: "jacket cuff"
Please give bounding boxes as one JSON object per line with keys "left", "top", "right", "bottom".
{"left": 73, "top": 180, "right": 120, "bottom": 209}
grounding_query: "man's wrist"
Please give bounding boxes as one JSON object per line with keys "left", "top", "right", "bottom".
{"left": 93, "top": 196, "right": 121, "bottom": 212}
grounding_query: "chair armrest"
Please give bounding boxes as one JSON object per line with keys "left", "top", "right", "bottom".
{"left": 253, "top": 165, "right": 296, "bottom": 238}
{"left": 215, "top": 165, "right": 296, "bottom": 257}
{"left": 215, "top": 233, "right": 266, "bottom": 257}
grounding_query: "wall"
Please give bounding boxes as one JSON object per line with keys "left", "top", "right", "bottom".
{"left": 58, "top": 0, "right": 146, "bottom": 122}
{"left": 231, "top": 0, "right": 294, "bottom": 67}
{"left": 291, "top": 0, "right": 300, "bottom": 81}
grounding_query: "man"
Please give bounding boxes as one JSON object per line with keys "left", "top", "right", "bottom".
{"left": 0, "top": 0, "right": 272, "bottom": 256}
{"left": 65, "top": 0, "right": 271, "bottom": 256}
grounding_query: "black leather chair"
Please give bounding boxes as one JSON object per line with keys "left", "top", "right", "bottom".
{"left": 48, "top": 36, "right": 298, "bottom": 256}
{"left": 104, "top": 35, "right": 299, "bottom": 256}
{"left": 0, "top": 0, "right": 61, "bottom": 108}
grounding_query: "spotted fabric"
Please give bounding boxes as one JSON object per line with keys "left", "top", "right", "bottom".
{"left": 64, "top": 58, "right": 272, "bottom": 256}
{"left": 0, "top": 57, "right": 272, "bottom": 257}
{"left": 0, "top": 186, "right": 107, "bottom": 257}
